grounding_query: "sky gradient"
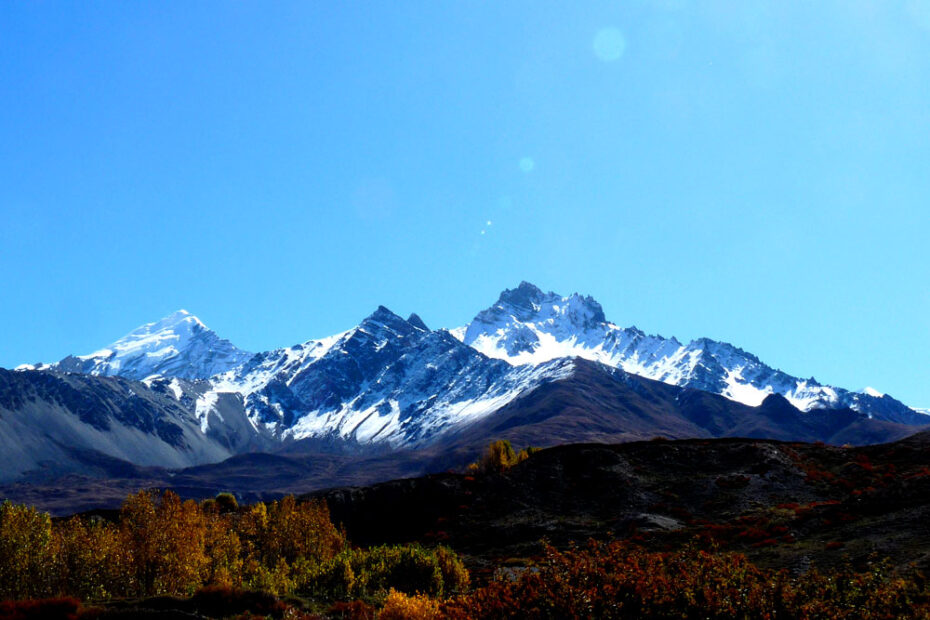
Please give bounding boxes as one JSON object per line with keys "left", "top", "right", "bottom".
{"left": 1, "top": 2, "right": 928, "bottom": 406}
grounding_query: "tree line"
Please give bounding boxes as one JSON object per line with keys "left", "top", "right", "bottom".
{"left": 0, "top": 490, "right": 467, "bottom": 604}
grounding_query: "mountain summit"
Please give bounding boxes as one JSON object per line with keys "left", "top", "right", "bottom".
{"left": 456, "top": 282, "right": 923, "bottom": 424}
{"left": 54, "top": 310, "right": 252, "bottom": 380}
{"left": 462, "top": 282, "right": 610, "bottom": 360}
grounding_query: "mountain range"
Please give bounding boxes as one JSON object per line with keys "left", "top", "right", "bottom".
{"left": 1, "top": 282, "right": 925, "bottom": 488}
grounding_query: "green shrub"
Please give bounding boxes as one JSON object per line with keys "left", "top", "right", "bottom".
{"left": 214, "top": 492, "right": 238, "bottom": 513}
{"left": 298, "top": 544, "right": 468, "bottom": 601}
{"left": 299, "top": 553, "right": 356, "bottom": 601}
{"left": 435, "top": 546, "right": 469, "bottom": 595}
{"left": 359, "top": 545, "right": 444, "bottom": 597}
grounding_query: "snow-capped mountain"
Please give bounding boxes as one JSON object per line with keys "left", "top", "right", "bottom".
{"left": 47, "top": 310, "right": 252, "bottom": 381}
{"left": 4, "top": 287, "right": 926, "bottom": 483}
{"left": 17, "top": 306, "right": 576, "bottom": 450}
{"left": 455, "top": 282, "right": 924, "bottom": 424}
{"left": 12, "top": 282, "right": 926, "bottom": 464}
{"left": 206, "top": 306, "right": 574, "bottom": 447}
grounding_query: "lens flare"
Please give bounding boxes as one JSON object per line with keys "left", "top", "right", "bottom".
{"left": 593, "top": 27, "right": 626, "bottom": 62}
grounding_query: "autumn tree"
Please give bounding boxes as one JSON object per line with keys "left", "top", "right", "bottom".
{"left": 52, "top": 516, "right": 128, "bottom": 601}
{"left": 201, "top": 502, "right": 242, "bottom": 588}
{"left": 0, "top": 501, "right": 54, "bottom": 600}
{"left": 241, "top": 496, "right": 344, "bottom": 568}
{"left": 119, "top": 490, "right": 209, "bottom": 596}
{"left": 468, "top": 440, "right": 539, "bottom": 474}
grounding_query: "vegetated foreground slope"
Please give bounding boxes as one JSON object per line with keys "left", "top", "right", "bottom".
{"left": 309, "top": 431, "right": 930, "bottom": 576}
{"left": 7, "top": 460, "right": 929, "bottom": 619}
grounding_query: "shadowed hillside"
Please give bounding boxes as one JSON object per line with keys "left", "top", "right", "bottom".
{"left": 310, "top": 431, "right": 930, "bottom": 576}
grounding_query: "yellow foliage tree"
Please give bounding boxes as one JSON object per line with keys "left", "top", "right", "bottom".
{"left": 0, "top": 501, "right": 54, "bottom": 600}
{"left": 202, "top": 509, "right": 242, "bottom": 588}
{"left": 53, "top": 516, "right": 128, "bottom": 601}
{"left": 468, "top": 440, "right": 539, "bottom": 474}
{"left": 0, "top": 491, "right": 467, "bottom": 605}
{"left": 119, "top": 490, "right": 209, "bottom": 596}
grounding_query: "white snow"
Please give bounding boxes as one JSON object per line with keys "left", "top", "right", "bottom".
{"left": 283, "top": 357, "right": 575, "bottom": 446}
{"left": 211, "top": 329, "right": 353, "bottom": 397}
{"left": 18, "top": 285, "right": 918, "bottom": 455}
{"left": 453, "top": 284, "right": 902, "bottom": 417}
{"left": 14, "top": 363, "right": 50, "bottom": 372}
{"left": 722, "top": 369, "right": 772, "bottom": 407}
{"left": 167, "top": 378, "right": 184, "bottom": 400}
{"left": 446, "top": 326, "right": 467, "bottom": 342}
{"left": 51, "top": 309, "right": 252, "bottom": 381}
{"left": 195, "top": 392, "right": 219, "bottom": 433}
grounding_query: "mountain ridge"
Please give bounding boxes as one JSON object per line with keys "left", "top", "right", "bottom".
{"left": 23, "top": 284, "right": 921, "bottom": 426}
{"left": 456, "top": 282, "right": 923, "bottom": 424}
{"left": 1, "top": 282, "right": 924, "bottom": 487}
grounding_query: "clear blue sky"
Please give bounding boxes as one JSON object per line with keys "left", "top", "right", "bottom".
{"left": 1, "top": 2, "right": 928, "bottom": 406}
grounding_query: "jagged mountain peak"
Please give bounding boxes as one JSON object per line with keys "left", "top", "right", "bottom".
{"left": 115, "top": 309, "right": 207, "bottom": 343}
{"left": 155, "top": 308, "right": 198, "bottom": 324}
{"left": 473, "top": 282, "right": 608, "bottom": 334}
{"left": 407, "top": 313, "right": 429, "bottom": 331}
{"left": 456, "top": 283, "right": 924, "bottom": 424}
{"left": 463, "top": 283, "right": 614, "bottom": 365}
{"left": 357, "top": 306, "right": 422, "bottom": 339}
{"left": 494, "top": 282, "right": 606, "bottom": 322}
{"left": 497, "top": 281, "right": 546, "bottom": 308}
{"left": 365, "top": 305, "right": 398, "bottom": 320}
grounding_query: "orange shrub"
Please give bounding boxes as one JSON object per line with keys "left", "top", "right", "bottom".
{"left": 441, "top": 540, "right": 930, "bottom": 619}
{"left": 380, "top": 588, "right": 442, "bottom": 620}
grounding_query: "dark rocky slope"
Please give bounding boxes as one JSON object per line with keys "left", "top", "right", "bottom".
{"left": 310, "top": 432, "right": 930, "bottom": 576}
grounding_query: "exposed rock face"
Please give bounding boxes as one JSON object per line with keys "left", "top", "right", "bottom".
{"left": 0, "top": 368, "right": 253, "bottom": 483}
